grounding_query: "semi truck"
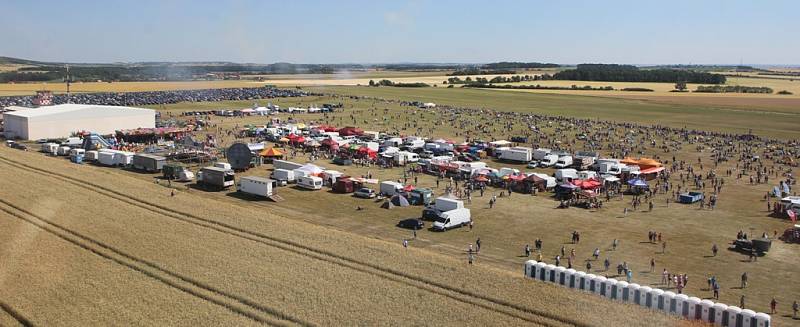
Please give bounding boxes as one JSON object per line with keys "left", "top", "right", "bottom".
{"left": 132, "top": 154, "right": 167, "bottom": 172}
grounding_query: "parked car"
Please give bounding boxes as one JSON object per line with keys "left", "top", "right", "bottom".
{"left": 354, "top": 188, "right": 377, "bottom": 198}
{"left": 11, "top": 143, "right": 28, "bottom": 151}
{"left": 527, "top": 161, "right": 539, "bottom": 168}
{"left": 397, "top": 218, "right": 424, "bottom": 230}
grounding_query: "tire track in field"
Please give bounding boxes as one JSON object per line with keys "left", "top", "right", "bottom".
{"left": 0, "top": 300, "right": 33, "bottom": 327}
{"left": 0, "top": 156, "right": 583, "bottom": 327}
{"left": 0, "top": 201, "right": 309, "bottom": 327}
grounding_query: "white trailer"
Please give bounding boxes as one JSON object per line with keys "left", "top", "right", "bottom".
{"left": 380, "top": 181, "right": 404, "bottom": 196}
{"left": 271, "top": 168, "right": 296, "bottom": 183}
{"left": 237, "top": 176, "right": 277, "bottom": 198}
{"left": 555, "top": 169, "right": 579, "bottom": 182}
{"left": 57, "top": 146, "right": 71, "bottom": 156}
{"left": 498, "top": 147, "right": 533, "bottom": 162}
{"left": 297, "top": 176, "right": 323, "bottom": 190}
{"left": 273, "top": 159, "right": 303, "bottom": 171}
{"left": 434, "top": 197, "right": 464, "bottom": 211}
{"left": 533, "top": 148, "right": 552, "bottom": 161}
{"left": 41, "top": 143, "right": 58, "bottom": 155}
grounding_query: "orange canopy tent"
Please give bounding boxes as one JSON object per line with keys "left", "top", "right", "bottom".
{"left": 621, "top": 157, "right": 662, "bottom": 170}
{"left": 259, "top": 147, "right": 284, "bottom": 157}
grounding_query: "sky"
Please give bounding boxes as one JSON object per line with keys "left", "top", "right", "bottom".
{"left": 1, "top": 0, "right": 798, "bottom": 65}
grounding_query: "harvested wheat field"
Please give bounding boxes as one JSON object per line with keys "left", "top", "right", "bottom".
{"left": 0, "top": 147, "right": 697, "bottom": 326}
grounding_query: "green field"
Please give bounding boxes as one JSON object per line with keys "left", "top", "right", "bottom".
{"left": 304, "top": 86, "right": 799, "bottom": 140}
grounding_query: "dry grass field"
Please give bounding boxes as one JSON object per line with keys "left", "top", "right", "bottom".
{"left": 145, "top": 93, "right": 799, "bottom": 324}
{"left": 0, "top": 146, "right": 695, "bottom": 327}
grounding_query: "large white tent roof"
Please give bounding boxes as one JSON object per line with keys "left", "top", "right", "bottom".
{"left": 4, "top": 104, "right": 154, "bottom": 119}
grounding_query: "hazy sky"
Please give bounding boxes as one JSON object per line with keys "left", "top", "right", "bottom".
{"left": 2, "top": 0, "right": 798, "bottom": 64}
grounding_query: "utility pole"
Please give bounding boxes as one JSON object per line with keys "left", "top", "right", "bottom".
{"left": 65, "top": 64, "right": 71, "bottom": 103}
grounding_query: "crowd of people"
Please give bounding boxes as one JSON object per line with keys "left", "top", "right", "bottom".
{"left": 0, "top": 86, "right": 313, "bottom": 108}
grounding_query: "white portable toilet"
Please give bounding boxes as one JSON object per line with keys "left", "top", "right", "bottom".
{"left": 638, "top": 286, "right": 653, "bottom": 306}
{"left": 675, "top": 294, "right": 690, "bottom": 317}
{"left": 700, "top": 299, "right": 715, "bottom": 322}
{"left": 585, "top": 274, "right": 598, "bottom": 293}
{"left": 627, "top": 283, "right": 642, "bottom": 304}
{"left": 740, "top": 309, "right": 756, "bottom": 327}
{"left": 545, "top": 264, "right": 557, "bottom": 283}
{"left": 753, "top": 312, "right": 770, "bottom": 327}
{"left": 614, "top": 281, "right": 629, "bottom": 302}
{"left": 564, "top": 269, "right": 577, "bottom": 288}
{"left": 593, "top": 276, "right": 607, "bottom": 296}
{"left": 604, "top": 278, "right": 618, "bottom": 299}
{"left": 711, "top": 303, "right": 728, "bottom": 326}
{"left": 649, "top": 289, "right": 665, "bottom": 311}
{"left": 723, "top": 306, "right": 742, "bottom": 327}
{"left": 687, "top": 297, "right": 703, "bottom": 320}
{"left": 535, "top": 262, "right": 548, "bottom": 281}
{"left": 574, "top": 271, "right": 587, "bottom": 291}
{"left": 554, "top": 267, "right": 567, "bottom": 286}
{"left": 524, "top": 260, "right": 537, "bottom": 278}
{"left": 662, "top": 291, "right": 677, "bottom": 314}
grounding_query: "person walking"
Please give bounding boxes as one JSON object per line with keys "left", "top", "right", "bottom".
{"left": 662, "top": 241, "right": 667, "bottom": 254}
{"left": 713, "top": 282, "right": 720, "bottom": 300}
{"left": 770, "top": 298, "right": 777, "bottom": 314}
{"left": 741, "top": 272, "right": 748, "bottom": 289}
{"left": 524, "top": 244, "right": 531, "bottom": 257}
{"left": 740, "top": 295, "right": 746, "bottom": 309}
{"left": 612, "top": 238, "right": 619, "bottom": 251}
{"left": 712, "top": 243, "right": 718, "bottom": 257}
{"left": 662, "top": 269, "right": 669, "bottom": 285}
{"left": 626, "top": 269, "right": 633, "bottom": 283}
{"left": 650, "top": 258, "right": 655, "bottom": 272}
{"left": 593, "top": 248, "right": 600, "bottom": 260}
{"left": 586, "top": 260, "right": 592, "bottom": 271}
{"left": 468, "top": 252, "right": 474, "bottom": 265}
{"left": 476, "top": 238, "right": 482, "bottom": 252}
{"left": 604, "top": 258, "right": 610, "bottom": 271}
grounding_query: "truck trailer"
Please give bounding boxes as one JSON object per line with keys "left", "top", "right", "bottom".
{"left": 237, "top": 176, "right": 277, "bottom": 198}
{"left": 132, "top": 154, "right": 167, "bottom": 172}
{"left": 197, "top": 166, "right": 235, "bottom": 190}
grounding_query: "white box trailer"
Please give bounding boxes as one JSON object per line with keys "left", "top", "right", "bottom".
{"left": 132, "top": 153, "right": 167, "bottom": 172}
{"left": 297, "top": 176, "right": 323, "bottom": 190}
{"left": 198, "top": 166, "right": 235, "bottom": 189}
{"left": 533, "top": 148, "right": 552, "bottom": 160}
{"left": 434, "top": 197, "right": 464, "bottom": 211}
{"left": 498, "top": 147, "right": 533, "bottom": 162}
{"left": 271, "top": 168, "right": 296, "bottom": 183}
{"left": 555, "top": 169, "right": 578, "bottom": 182}
{"left": 237, "top": 176, "right": 277, "bottom": 197}
{"left": 380, "top": 181, "right": 403, "bottom": 196}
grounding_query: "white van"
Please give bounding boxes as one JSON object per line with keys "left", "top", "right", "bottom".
{"left": 297, "top": 176, "right": 323, "bottom": 190}
{"left": 555, "top": 156, "right": 573, "bottom": 168}
{"left": 432, "top": 208, "right": 471, "bottom": 231}
{"left": 539, "top": 154, "right": 559, "bottom": 167}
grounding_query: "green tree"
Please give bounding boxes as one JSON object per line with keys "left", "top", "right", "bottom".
{"left": 675, "top": 81, "right": 687, "bottom": 91}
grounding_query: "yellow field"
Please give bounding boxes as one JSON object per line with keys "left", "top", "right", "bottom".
{"left": 0, "top": 147, "right": 693, "bottom": 326}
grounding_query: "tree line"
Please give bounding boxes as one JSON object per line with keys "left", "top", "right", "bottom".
{"left": 368, "top": 79, "right": 430, "bottom": 87}
{"left": 694, "top": 85, "right": 773, "bottom": 93}
{"left": 549, "top": 64, "right": 726, "bottom": 84}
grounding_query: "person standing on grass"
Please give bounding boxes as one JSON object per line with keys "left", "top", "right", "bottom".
{"left": 524, "top": 244, "right": 531, "bottom": 257}
{"left": 403, "top": 239, "right": 408, "bottom": 248}
{"left": 476, "top": 238, "right": 481, "bottom": 252}
{"left": 626, "top": 269, "right": 633, "bottom": 283}
{"left": 793, "top": 300, "right": 798, "bottom": 319}
{"left": 604, "top": 258, "right": 610, "bottom": 271}
{"left": 612, "top": 238, "right": 619, "bottom": 251}
{"left": 468, "top": 252, "right": 474, "bottom": 265}
{"left": 662, "top": 269, "right": 669, "bottom": 285}
{"left": 586, "top": 260, "right": 592, "bottom": 271}
{"left": 662, "top": 241, "right": 667, "bottom": 254}
{"left": 741, "top": 272, "right": 748, "bottom": 289}
{"left": 713, "top": 282, "right": 720, "bottom": 300}
{"left": 650, "top": 258, "right": 655, "bottom": 272}
{"left": 770, "top": 298, "right": 777, "bottom": 314}
{"left": 712, "top": 243, "right": 718, "bottom": 257}
{"left": 740, "top": 295, "right": 746, "bottom": 309}
{"left": 593, "top": 248, "right": 600, "bottom": 260}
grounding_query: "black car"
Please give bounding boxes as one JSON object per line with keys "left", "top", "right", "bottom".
{"left": 397, "top": 218, "right": 424, "bottom": 230}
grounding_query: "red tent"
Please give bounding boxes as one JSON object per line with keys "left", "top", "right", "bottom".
{"left": 403, "top": 184, "right": 415, "bottom": 192}
{"left": 293, "top": 136, "right": 306, "bottom": 144}
{"left": 317, "top": 125, "right": 338, "bottom": 132}
{"left": 572, "top": 179, "right": 602, "bottom": 190}
{"left": 508, "top": 174, "right": 527, "bottom": 182}
{"left": 474, "top": 175, "right": 490, "bottom": 182}
{"left": 320, "top": 138, "right": 337, "bottom": 147}
{"left": 338, "top": 127, "right": 364, "bottom": 136}
{"left": 286, "top": 134, "right": 300, "bottom": 140}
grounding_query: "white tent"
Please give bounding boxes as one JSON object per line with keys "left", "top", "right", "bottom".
{"left": 3, "top": 104, "right": 155, "bottom": 140}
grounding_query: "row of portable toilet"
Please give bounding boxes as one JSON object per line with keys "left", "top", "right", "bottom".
{"left": 524, "top": 261, "right": 770, "bottom": 327}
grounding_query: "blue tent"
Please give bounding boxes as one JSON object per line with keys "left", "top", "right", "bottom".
{"left": 627, "top": 178, "right": 648, "bottom": 188}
